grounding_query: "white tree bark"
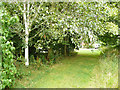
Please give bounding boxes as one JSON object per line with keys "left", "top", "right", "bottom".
{"left": 24, "top": 1, "right": 29, "bottom": 66}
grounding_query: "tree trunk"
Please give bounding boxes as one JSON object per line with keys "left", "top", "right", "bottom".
{"left": 0, "top": 36, "right": 2, "bottom": 69}
{"left": 47, "top": 48, "right": 52, "bottom": 61}
{"left": 37, "top": 55, "right": 39, "bottom": 62}
{"left": 64, "top": 37, "right": 67, "bottom": 56}
{"left": 118, "top": 3, "right": 120, "bottom": 88}
{"left": 24, "top": 1, "right": 29, "bottom": 66}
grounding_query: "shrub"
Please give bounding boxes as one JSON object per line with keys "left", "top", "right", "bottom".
{"left": 1, "top": 37, "right": 17, "bottom": 89}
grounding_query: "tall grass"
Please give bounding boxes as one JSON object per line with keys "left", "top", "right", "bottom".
{"left": 90, "top": 47, "right": 118, "bottom": 88}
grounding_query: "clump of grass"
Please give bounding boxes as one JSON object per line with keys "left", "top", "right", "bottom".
{"left": 90, "top": 48, "right": 118, "bottom": 88}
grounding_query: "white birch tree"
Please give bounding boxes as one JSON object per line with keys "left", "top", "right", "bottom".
{"left": 23, "top": 1, "right": 42, "bottom": 66}
{"left": 23, "top": 1, "right": 29, "bottom": 66}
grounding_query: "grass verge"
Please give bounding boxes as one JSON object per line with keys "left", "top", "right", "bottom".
{"left": 89, "top": 47, "right": 118, "bottom": 88}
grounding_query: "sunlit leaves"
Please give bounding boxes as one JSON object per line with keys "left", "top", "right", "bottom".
{"left": 0, "top": 5, "right": 17, "bottom": 89}
{"left": 105, "top": 22, "right": 118, "bottom": 35}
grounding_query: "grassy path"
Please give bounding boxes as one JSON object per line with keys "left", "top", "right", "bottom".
{"left": 15, "top": 49, "right": 100, "bottom": 88}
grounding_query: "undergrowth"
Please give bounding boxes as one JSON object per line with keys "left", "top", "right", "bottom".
{"left": 90, "top": 47, "right": 118, "bottom": 88}
{"left": 14, "top": 53, "right": 63, "bottom": 81}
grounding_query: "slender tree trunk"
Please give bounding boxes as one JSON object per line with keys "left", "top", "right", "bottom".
{"left": 37, "top": 55, "right": 39, "bottom": 62}
{"left": 64, "top": 37, "right": 67, "bottom": 56}
{"left": 0, "top": 36, "right": 2, "bottom": 69}
{"left": 24, "top": 1, "right": 29, "bottom": 66}
{"left": 47, "top": 47, "right": 52, "bottom": 61}
{"left": 118, "top": 3, "right": 120, "bottom": 88}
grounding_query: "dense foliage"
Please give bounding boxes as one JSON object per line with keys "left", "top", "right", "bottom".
{"left": 95, "top": 2, "right": 119, "bottom": 46}
{"left": 0, "top": 5, "right": 18, "bottom": 89}
{"left": 0, "top": 1, "right": 119, "bottom": 89}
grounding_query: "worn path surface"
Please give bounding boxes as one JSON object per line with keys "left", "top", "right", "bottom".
{"left": 15, "top": 49, "right": 100, "bottom": 88}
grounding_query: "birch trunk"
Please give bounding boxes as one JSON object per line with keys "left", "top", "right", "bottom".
{"left": 24, "top": 1, "right": 29, "bottom": 66}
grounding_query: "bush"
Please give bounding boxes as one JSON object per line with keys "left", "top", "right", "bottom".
{"left": 1, "top": 37, "right": 17, "bottom": 89}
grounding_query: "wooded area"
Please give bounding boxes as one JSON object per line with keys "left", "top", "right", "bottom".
{"left": 0, "top": 1, "right": 119, "bottom": 89}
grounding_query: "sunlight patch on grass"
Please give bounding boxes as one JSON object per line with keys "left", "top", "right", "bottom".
{"left": 75, "top": 48, "right": 101, "bottom": 56}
